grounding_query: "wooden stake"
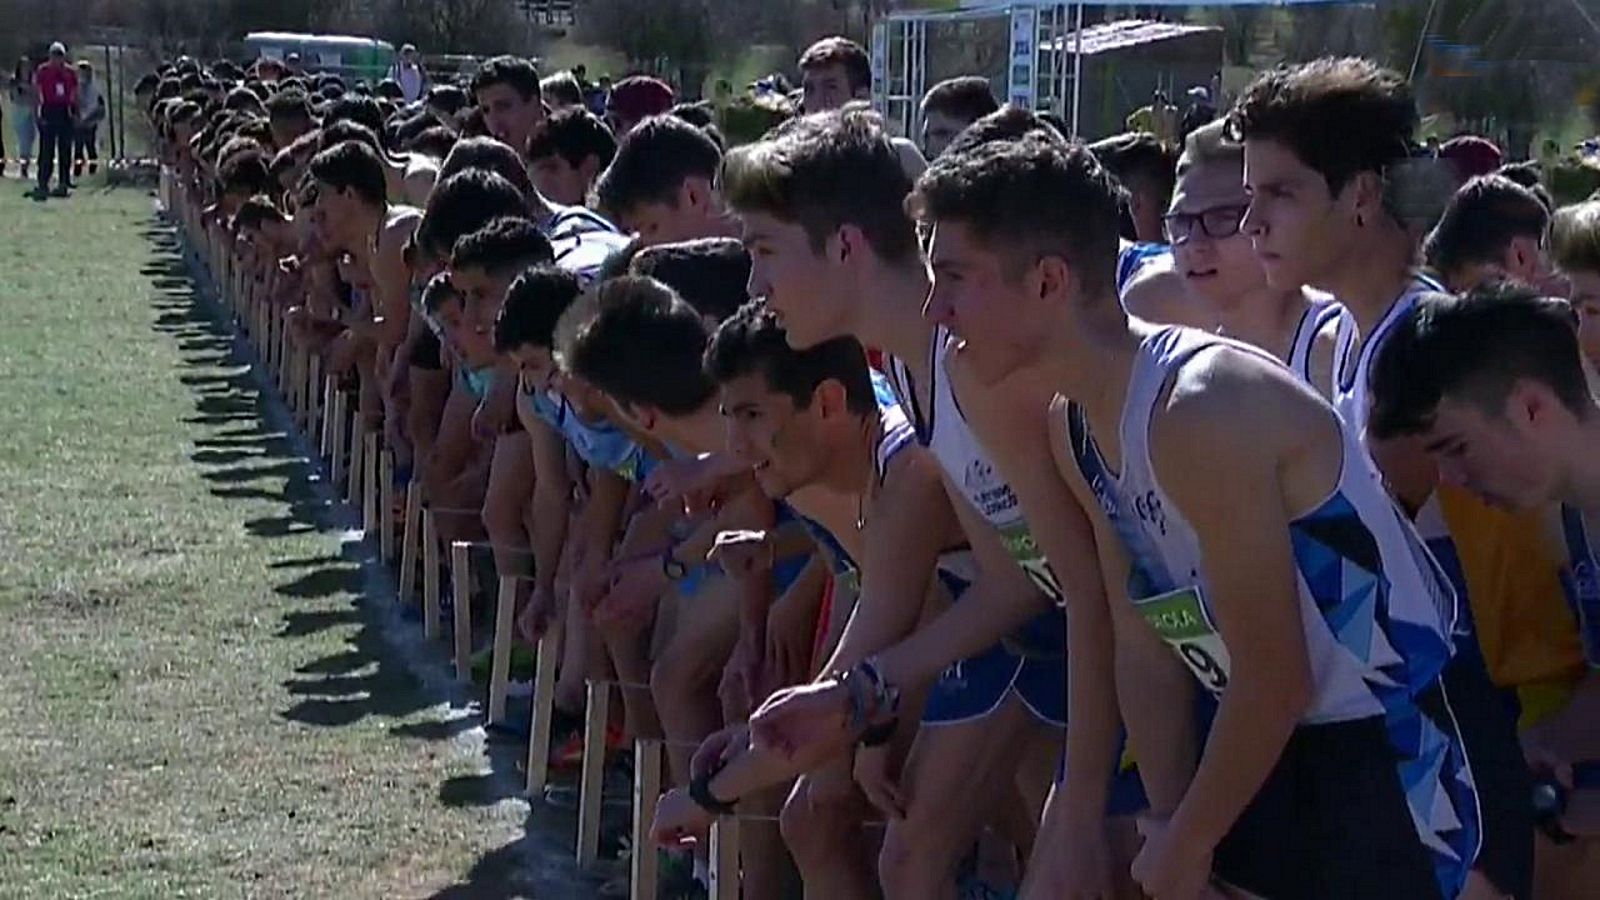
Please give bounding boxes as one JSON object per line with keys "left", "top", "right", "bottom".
{"left": 422, "top": 512, "right": 440, "bottom": 642}
{"left": 444, "top": 538, "right": 467, "bottom": 650}
{"left": 379, "top": 449, "right": 395, "bottom": 563}
{"left": 398, "top": 482, "right": 421, "bottom": 607}
{"left": 630, "top": 738, "right": 663, "bottom": 900}
{"left": 329, "top": 390, "right": 348, "bottom": 488}
{"left": 486, "top": 576, "right": 517, "bottom": 724}
{"left": 525, "top": 634, "right": 558, "bottom": 796}
{"left": 362, "top": 433, "right": 380, "bottom": 533}
{"left": 576, "top": 680, "right": 611, "bottom": 867}
{"left": 709, "top": 817, "right": 741, "bottom": 900}
{"left": 345, "top": 414, "right": 364, "bottom": 507}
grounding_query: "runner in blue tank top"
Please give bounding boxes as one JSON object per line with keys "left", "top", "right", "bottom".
{"left": 912, "top": 135, "right": 1478, "bottom": 899}
{"left": 1233, "top": 58, "right": 1532, "bottom": 897}
{"left": 647, "top": 303, "right": 996, "bottom": 890}
{"left": 714, "top": 111, "right": 1090, "bottom": 897}
{"left": 1369, "top": 285, "right": 1600, "bottom": 850}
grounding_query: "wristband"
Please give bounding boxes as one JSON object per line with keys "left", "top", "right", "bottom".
{"left": 837, "top": 666, "right": 872, "bottom": 732}
{"left": 858, "top": 718, "right": 898, "bottom": 748}
{"left": 689, "top": 769, "right": 738, "bottom": 815}
{"left": 661, "top": 543, "right": 689, "bottom": 581}
{"left": 856, "top": 657, "right": 901, "bottom": 720}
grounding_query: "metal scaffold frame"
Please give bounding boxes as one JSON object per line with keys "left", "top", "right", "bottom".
{"left": 872, "top": 1, "right": 1347, "bottom": 141}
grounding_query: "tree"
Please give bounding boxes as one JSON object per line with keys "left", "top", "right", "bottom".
{"left": 382, "top": 0, "right": 532, "bottom": 55}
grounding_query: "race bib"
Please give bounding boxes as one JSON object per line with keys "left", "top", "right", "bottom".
{"left": 1136, "top": 586, "right": 1231, "bottom": 693}
{"left": 1000, "top": 521, "right": 1064, "bottom": 602}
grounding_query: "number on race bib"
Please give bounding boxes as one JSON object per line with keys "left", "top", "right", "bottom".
{"left": 1136, "top": 586, "right": 1231, "bottom": 693}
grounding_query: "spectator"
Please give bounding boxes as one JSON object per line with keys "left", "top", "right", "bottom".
{"left": 587, "top": 74, "right": 613, "bottom": 117}
{"left": 34, "top": 42, "right": 78, "bottom": 197}
{"left": 387, "top": 44, "right": 428, "bottom": 104}
{"left": 73, "top": 60, "right": 106, "bottom": 177}
{"left": 8, "top": 57, "right": 39, "bottom": 180}
{"left": 1125, "top": 88, "right": 1179, "bottom": 146}
{"left": 1178, "top": 84, "right": 1216, "bottom": 146}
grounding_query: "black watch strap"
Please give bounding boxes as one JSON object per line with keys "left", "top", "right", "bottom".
{"left": 689, "top": 771, "right": 737, "bottom": 815}
{"left": 662, "top": 546, "right": 689, "bottom": 581}
{"left": 858, "top": 718, "right": 898, "bottom": 748}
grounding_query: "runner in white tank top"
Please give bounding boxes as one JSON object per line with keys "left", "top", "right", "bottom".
{"left": 1335, "top": 271, "right": 1450, "bottom": 436}
{"left": 1066, "top": 325, "right": 1478, "bottom": 898}
{"left": 883, "top": 329, "right": 1070, "bottom": 731}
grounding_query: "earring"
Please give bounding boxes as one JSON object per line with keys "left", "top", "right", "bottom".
{"left": 1355, "top": 213, "right": 1366, "bottom": 229}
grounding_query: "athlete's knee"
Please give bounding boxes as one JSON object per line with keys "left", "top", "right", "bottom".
{"left": 779, "top": 777, "right": 857, "bottom": 866}
{"left": 648, "top": 636, "right": 703, "bottom": 711}
{"left": 877, "top": 802, "right": 965, "bottom": 894}
{"left": 479, "top": 484, "right": 525, "bottom": 542}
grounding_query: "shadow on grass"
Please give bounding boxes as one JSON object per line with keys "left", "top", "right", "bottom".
{"left": 146, "top": 212, "right": 596, "bottom": 898}
{"left": 144, "top": 213, "right": 448, "bottom": 735}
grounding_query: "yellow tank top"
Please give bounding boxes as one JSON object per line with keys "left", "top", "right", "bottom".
{"left": 1436, "top": 485, "right": 1587, "bottom": 727}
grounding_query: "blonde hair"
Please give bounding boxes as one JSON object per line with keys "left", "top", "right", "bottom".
{"left": 1552, "top": 201, "right": 1600, "bottom": 274}
{"left": 1176, "top": 119, "right": 1242, "bottom": 179}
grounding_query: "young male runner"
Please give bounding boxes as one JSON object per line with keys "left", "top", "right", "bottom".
{"left": 308, "top": 140, "right": 423, "bottom": 453}
{"left": 316, "top": 119, "right": 437, "bottom": 208}
{"left": 1161, "top": 120, "right": 1352, "bottom": 398}
{"left": 1370, "top": 284, "right": 1600, "bottom": 898}
{"left": 264, "top": 88, "right": 315, "bottom": 152}
{"left": 1424, "top": 174, "right": 1556, "bottom": 293}
{"left": 1089, "top": 131, "right": 1176, "bottom": 246}
{"left": 593, "top": 115, "right": 736, "bottom": 245}
{"left": 796, "top": 36, "right": 926, "bottom": 179}
{"left": 526, "top": 108, "right": 616, "bottom": 207}
{"left": 404, "top": 171, "right": 529, "bottom": 509}
{"left": 917, "top": 76, "right": 997, "bottom": 160}
{"left": 1552, "top": 200, "right": 1600, "bottom": 369}
{"left": 1230, "top": 58, "right": 1539, "bottom": 897}
{"left": 675, "top": 110, "right": 1072, "bottom": 897}
{"left": 908, "top": 133, "right": 1480, "bottom": 899}
{"left": 648, "top": 299, "right": 979, "bottom": 899}
{"left": 557, "top": 280, "right": 828, "bottom": 897}
{"left": 445, "top": 218, "right": 556, "bottom": 593}
{"left": 471, "top": 56, "right": 545, "bottom": 156}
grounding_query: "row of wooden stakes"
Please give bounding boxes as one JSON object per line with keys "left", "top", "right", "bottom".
{"left": 164, "top": 172, "right": 743, "bottom": 899}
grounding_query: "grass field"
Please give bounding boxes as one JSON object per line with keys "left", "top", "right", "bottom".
{"left": 0, "top": 180, "right": 588, "bottom": 898}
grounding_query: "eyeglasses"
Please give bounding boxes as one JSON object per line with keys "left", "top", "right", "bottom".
{"left": 1163, "top": 204, "right": 1249, "bottom": 244}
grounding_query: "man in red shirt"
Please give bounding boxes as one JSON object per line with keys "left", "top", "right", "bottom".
{"left": 34, "top": 41, "right": 78, "bottom": 197}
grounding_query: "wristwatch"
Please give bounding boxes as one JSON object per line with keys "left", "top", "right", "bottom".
{"left": 689, "top": 770, "right": 737, "bottom": 815}
{"left": 661, "top": 546, "right": 689, "bottom": 582}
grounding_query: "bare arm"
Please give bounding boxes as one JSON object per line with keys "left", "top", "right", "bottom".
{"left": 1152, "top": 370, "right": 1314, "bottom": 852}
{"left": 872, "top": 473, "right": 1050, "bottom": 691}
{"left": 818, "top": 445, "right": 957, "bottom": 675}
{"left": 574, "top": 467, "right": 630, "bottom": 573}
{"left": 951, "top": 359, "right": 1122, "bottom": 828}
{"left": 518, "top": 401, "right": 572, "bottom": 595}
{"left": 371, "top": 218, "right": 417, "bottom": 348}
{"left": 1122, "top": 264, "right": 1210, "bottom": 330}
